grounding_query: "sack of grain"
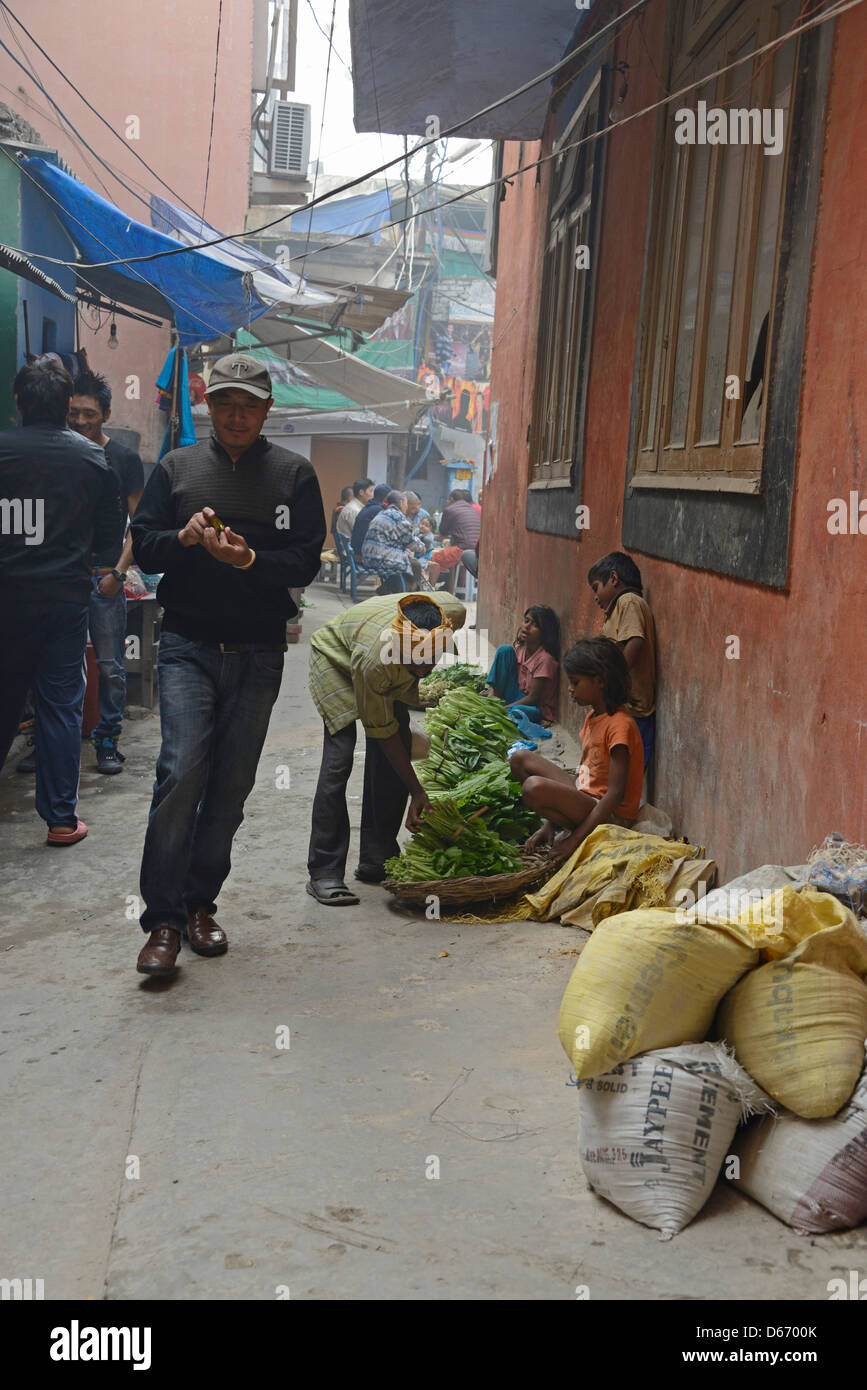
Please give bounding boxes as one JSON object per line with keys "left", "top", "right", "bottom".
{"left": 557, "top": 909, "right": 759, "bottom": 1078}
{"left": 715, "top": 888, "right": 867, "bottom": 1118}
{"left": 731, "top": 1058, "right": 867, "bottom": 1233}
{"left": 577, "top": 1042, "right": 767, "bottom": 1239}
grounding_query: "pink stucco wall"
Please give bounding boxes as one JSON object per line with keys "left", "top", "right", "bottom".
{"left": 1, "top": 0, "right": 255, "bottom": 457}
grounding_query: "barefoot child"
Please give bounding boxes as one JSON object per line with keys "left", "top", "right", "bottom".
{"left": 510, "top": 637, "right": 643, "bottom": 857}
{"left": 486, "top": 604, "right": 560, "bottom": 724}
{"left": 588, "top": 551, "right": 656, "bottom": 769}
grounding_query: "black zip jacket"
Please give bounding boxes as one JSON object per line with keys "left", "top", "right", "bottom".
{"left": 131, "top": 433, "right": 326, "bottom": 643}
{"left": 0, "top": 424, "right": 123, "bottom": 605}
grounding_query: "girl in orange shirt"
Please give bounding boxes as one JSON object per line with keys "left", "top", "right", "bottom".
{"left": 510, "top": 637, "right": 643, "bottom": 856}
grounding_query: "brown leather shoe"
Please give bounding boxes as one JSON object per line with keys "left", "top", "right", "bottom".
{"left": 185, "top": 907, "right": 228, "bottom": 957}
{"left": 137, "top": 926, "right": 181, "bottom": 976}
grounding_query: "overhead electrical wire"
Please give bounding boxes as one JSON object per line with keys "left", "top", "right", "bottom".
{"left": 302, "top": 0, "right": 337, "bottom": 269}
{"left": 304, "top": 0, "right": 352, "bottom": 73}
{"left": 200, "top": 0, "right": 224, "bottom": 221}
{"left": 20, "top": 0, "right": 662, "bottom": 269}
{"left": 4, "top": 0, "right": 632, "bottom": 284}
{"left": 0, "top": 30, "right": 196, "bottom": 237}
{"left": 5, "top": 0, "right": 855, "bottom": 366}
{"left": 0, "top": 142, "right": 231, "bottom": 342}
{"left": 47, "top": 0, "right": 851, "bottom": 275}
{"left": 0, "top": 0, "right": 203, "bottom": 216}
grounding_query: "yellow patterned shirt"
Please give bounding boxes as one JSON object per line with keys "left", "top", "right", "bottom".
{"left": 309, "top": 592, "right": 466, "bottom": 738}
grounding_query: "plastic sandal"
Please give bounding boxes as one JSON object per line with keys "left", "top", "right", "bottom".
{"left": 306, "top": 879, "right": 360, "bottom": 907}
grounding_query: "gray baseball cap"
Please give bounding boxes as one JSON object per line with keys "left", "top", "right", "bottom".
{"left": 206, "top": 352, "right": 272, "bottom": 400}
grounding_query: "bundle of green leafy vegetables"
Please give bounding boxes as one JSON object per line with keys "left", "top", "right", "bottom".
{"left": 418, "top": 663, "right": 487, "bottom": 704}
{"left": 429, "top": 763, "right": 540, "bottom": 843}
{"left": 384, "top": 796, "right": 523, "bottom": 882}
{"left": 416, "top": 688, "right": 517, "bottom": 788}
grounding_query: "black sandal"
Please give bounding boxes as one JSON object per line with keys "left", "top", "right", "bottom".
{"left": 355, "top": 862, "right": 387, "bottom": 883}
{"left": 306, "top": 879, "right": 360, "bottom": 907}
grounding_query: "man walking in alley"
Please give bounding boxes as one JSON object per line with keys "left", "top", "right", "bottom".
{"left": 131, "top": 352, "right": 326, "bottom": 976}
{"left": 69, "top": 371, "right": 144, "bottom": 774}
{"left": 0, "top": 359, "right": 123, "bottom": 844}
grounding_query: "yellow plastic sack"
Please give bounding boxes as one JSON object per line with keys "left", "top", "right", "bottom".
{"left": 527, "top": 824, "right": 714, "bottom": 928}
{"left": 715, "top": 887, "right": 867, "bottom": 1118}
{"left": 557, "top": 909, "right": 759, "bottom": 1078}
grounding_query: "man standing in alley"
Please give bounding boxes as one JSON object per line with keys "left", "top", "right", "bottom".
{"left": 307, "top": 591, "right": 466, "bottom": 904}
{"left": 131, "top": 352, "right": 326, "bottom": 977}
{"left": 69, "top": 371, "right": 144, "bottom": 774}
{"left": 0, "top": 359, "right": 123, "bottom": 845}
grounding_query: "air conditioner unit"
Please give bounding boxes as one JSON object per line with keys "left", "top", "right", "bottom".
{"left": 269, "top": 100, "right": 311, "bottom": 177}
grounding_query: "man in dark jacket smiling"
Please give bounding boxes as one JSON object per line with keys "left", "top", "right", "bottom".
{"left": 131, "top": 352, "right": 326, "bottom": 977}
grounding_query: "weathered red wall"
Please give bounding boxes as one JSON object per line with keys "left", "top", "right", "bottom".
{"left": 480, "top": 5, "right": 867, "bottom": 879}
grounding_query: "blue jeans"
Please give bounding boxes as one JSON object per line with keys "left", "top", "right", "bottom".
{"left": 138, "top": 631, "right": 284, "bottom": 934}
{"left": 0, "top": 598, "right": 88, "bottom": 827}
{"left": 88, "top": 576, "right": 127, "bottom": 741}
{"left": 487, "top": 644, "right": 542, "bottom": 724}
{"left": 634, "top": 712, "right": 655, "bottom": 770}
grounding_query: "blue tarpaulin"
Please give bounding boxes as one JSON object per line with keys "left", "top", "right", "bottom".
{"left": 23, "top": 158, "right": 273, "bottom": 346}
{"left": 288, "top": 188, "right": 391, "bottom": 242}
{"left": 150, "top": 194, "right": 301, "bottom": 288}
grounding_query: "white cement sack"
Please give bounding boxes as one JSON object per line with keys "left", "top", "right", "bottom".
{"left": 681, "top": 863, "right": 806, "bottom": 923}
{"left": 577, "top": 1042, "right": 768, "bottom": 1240}
{"left": 732, "top": 1058, "right": 867, "bottom": 1234}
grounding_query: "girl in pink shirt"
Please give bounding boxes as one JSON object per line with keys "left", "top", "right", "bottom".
{"left": 486, "top": 605, "right": 560, "bottom": 724}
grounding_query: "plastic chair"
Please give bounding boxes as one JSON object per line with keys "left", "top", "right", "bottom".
{"left": 341, "top": 535, "right": 381, "bottom": 602}
{"left": 456, "top": 563, "right": 477, "bottom": 602}
{"left": 334, "top": 534, "right": 351, "bottom": 592}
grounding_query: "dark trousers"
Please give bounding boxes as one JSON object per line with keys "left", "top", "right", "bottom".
{"left": 138, "top": 631, "right": 283, "bottom": 933}
{"left": 307, "top": 703, "right": 411, "bottom": 881}
{"left": 88, "top": 576, "right": 127, "bottom": 741}
{"left": 0, "top": 598, "right": 88, "bottom": 826}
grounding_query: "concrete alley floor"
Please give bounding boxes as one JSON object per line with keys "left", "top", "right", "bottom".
{"left": 1, "top": 583, "right": 862, "bottom": 1301}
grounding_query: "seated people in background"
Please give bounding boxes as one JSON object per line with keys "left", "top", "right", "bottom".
{"left": 361, "top": 490, "right": 424, "bottom": 594}
{"left": 405, "top": 491, "right": 431, "bottom": 527}
{"left": 351, "top": 482, "right": 390, "bottom": 557}
{"left": 430, "top": 488, "right": 481, "bottom": 577}
{"left": 413, "top": 508, "right": 441, "bottom": 585}
{"left": 510, "top": 637, "right": 643, "bottom": 858}
{"left": 307, "top": 593, "right": 466, "bottom": 904}
{"left": 487, "top": 604, "right": 560, "bottom": 724}
{"left": 337, "top": 477, "right": 374, "bottom": 540}
{"left": 460, "top": 541, "right": 478, "bottom": 579}
{"left": 417, "top": 514, "right": 437, "bottom": 556}
{"left": 331, "top": 485, "right": 353, "bottom": 545}
{"left": 588, "top": 550, "right": 656, "bottom": 769}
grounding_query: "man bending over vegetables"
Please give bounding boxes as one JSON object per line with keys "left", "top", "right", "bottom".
{"left": 307, "top": 592, "right": 466, "bottom": 906}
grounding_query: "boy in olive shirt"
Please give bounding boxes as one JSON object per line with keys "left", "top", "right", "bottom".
{"left": 588, "top": 551, "right": 656, "bottom": 768}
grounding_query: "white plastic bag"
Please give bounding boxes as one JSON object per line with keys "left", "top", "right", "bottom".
{"left": 577, "top": 1042, "right": 768, "bottom": 1240}
{"left": 731, "top": 1057, "right": 867, "bottom": 1233}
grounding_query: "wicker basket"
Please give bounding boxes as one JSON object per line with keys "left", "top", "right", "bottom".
{"left": 383, "top": 846, "right": 568, "bottom": 908}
